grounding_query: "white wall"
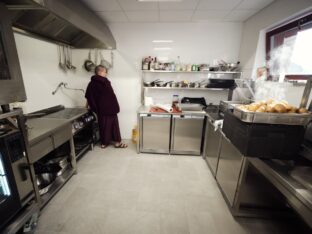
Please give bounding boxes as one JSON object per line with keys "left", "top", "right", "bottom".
{"left": 15, "top": 22, "right": 243, "bottom": 139}
{"left": 239, "top": 0, "right": 312, "bottom": 79}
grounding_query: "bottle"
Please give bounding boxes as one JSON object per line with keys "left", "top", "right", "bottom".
{"left": 148, "top": 56, "right": 151, "bottom": 70}
{"left": 154, "top": 57, "right": 159, "bottom": 70}
{"left": 172, "top": 94, "right": 179, "bottom": 108}
{"left": 150, "top": 58, "right": 155, "bottom": 70}
{"left": 142, "top": 58, "right": 148, "bottom": 70}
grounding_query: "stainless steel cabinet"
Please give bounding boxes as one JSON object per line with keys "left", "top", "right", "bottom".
{"left": 170, "top": 115, "right": 205, "bottom": 155}
{"left": 204, "top": 121, "right": 222, "bottom": 176}
{"left": 140, "top": 114, "right": 171, "bottom": 153}
{"left": 216, "top": 134, "right": 244, "bottom": 206}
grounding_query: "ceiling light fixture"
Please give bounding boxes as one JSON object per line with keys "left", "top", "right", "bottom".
{"left": 138, "top": 0, "right": 182, "bottom": 2}
{"left": 152, "top": 40, "right": 174, "bottom": 43}
{"left": 154, "top": 47, "right": 172, "bottom": 51}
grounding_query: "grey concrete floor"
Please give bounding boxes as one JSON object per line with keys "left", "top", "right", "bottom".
{"left": 35, "top": 143, "right": 302, "bottom": 234}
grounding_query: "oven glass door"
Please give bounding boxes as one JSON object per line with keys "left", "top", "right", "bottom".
{"left": 0, "top": 153, "right": 11, "bottom": 203}
{"left": 0, "top": 151, "right": 21, "bottom": 230}
{"left": 0, "top": 30, "right": 10, "bottom": 80}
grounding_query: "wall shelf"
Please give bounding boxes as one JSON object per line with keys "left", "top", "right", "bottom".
{"left": 144, "top": 87, "right": 229, "bottom": 91}
{"left": 142, "top": 70, "right": 242, "bottom": 74}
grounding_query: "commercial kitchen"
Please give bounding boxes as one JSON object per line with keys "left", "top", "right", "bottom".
{"left": 1, "top": 0, "right": 312, "bottom": 233}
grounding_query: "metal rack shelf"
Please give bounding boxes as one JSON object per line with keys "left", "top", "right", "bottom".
{"left": 40, "top": 167, "right": 75, "bottom": 208}
{"left": 142, "top": 70, "right": 242, "bottom": 74}
{"left": 144, "top": 87, "right": 229, "bottom": 91}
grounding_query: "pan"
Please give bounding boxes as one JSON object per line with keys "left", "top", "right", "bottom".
{"left": 84, "top": 49, "right": 95, "bottom": 72}
{"left": 144, "top": 79, "right": 161, "bottom": 87}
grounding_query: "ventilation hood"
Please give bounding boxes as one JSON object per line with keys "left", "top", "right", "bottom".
{"left": 3, "top": 0, "right": 116, "bottom": 49}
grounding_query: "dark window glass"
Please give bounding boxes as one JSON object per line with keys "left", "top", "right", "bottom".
{"left": 0, "top": 30, "right": 10, "bottom": 80}
{"left": 266, "top": 14, "right": 312, "bottom": 81}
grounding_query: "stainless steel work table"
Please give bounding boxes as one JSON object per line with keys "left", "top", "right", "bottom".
{"left": 137, "top": 106, "right": 207, "bottom": 116}
{"left": 27, "top": 118, "right": 70, "bottom": 146}
{"left": 248, "top": 158, "right": 312, "bottom": 228}
{"left": 43, "top": 108, "right": 88, "bottom": 122}
{"left": 25, "top": 117, "right": 77, "bottom": 208}
{"left": 137, "top": 106, "right": 207, "bottom": 155}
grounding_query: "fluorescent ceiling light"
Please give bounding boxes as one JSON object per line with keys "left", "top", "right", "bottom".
{"left": 138, "top": 0, "right": 182, "bottom": 2}
{"left": 154, "top": 47, "right": 172, "bottom": 51}
{"left": 152, "top": 40, "right": 174, "bottom": 43}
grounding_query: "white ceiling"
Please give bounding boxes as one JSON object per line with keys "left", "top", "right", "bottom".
{"left": 82, "top": 0, "right": 275, "bottom": 23}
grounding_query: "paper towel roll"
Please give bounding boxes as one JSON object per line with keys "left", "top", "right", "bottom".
{"left": 154, "top": 104, "right": 173, "bottom": 113}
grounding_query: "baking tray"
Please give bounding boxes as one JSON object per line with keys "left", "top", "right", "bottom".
{"left": 233, "top": 105, "right": 312, "bottom": 125}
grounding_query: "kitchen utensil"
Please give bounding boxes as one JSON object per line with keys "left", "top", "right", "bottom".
{"left": 84, "top": 49, "right": 95, "bottom": 72}
{"left": 67, "top": 46, "right": 76, "bottom": 70}
{"left": 144, "top": 79, "right": 161, "bottom": 87}
{"left": 161, "top": 81, "right": 173, "bottom": 87}
{"left": 99, "top": 51, "right": 112, "bottom": 69}
{"left": 36, "top": 172, "right": 56, "bottom": 190}
{"left": 65, "top": 46, "right": 71, "bottom": 70}
{"left": 58, "top": 45, "right": 66, "bottom": 71}
{"left": 95, "top": 48, "right": 98, "bottom": 66}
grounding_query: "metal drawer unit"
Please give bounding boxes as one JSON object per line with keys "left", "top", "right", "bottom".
{"left": 140, "top": 114, "right": 171, "bottom": 154}
{"left": 204, "top": 121, "right": 222, "bottom": 176}
{"left": 170, "top": 115, "right": 205, "bottom": 155}
{"left": 216, "top": 134, "right": 244, "bottom": 206}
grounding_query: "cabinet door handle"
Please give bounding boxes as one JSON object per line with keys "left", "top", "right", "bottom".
{"left": 19, "top": 163, "right": 29, "bottom": 181}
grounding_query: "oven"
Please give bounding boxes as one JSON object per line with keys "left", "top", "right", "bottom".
{"left": 0, "top": 110, "right": 35, "bottom": 231}
{"left": 0, "top": 131, "right": 22, "bottom": 230}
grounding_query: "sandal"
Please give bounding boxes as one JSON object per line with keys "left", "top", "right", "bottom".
{"left": 101, "top": 144, "right": 108, "bottom": 149}
{"left": 114, "top": 142, "right": 128, "bottom": 148}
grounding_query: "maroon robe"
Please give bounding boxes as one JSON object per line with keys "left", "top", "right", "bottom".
{"left": 85, "top": 75, "right": 121, "bottom": 145}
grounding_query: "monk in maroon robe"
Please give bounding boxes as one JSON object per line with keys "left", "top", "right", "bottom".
{"left": 85, "top": 65, "right": 127, "bottom": 148}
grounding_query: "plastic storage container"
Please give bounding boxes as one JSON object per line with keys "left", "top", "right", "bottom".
{"left": 222, "top": 111, "right": 305, "bottom": 159}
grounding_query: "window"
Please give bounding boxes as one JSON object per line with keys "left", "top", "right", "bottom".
{"left": 266, "top": 13, "right": 312, "bottom": 81}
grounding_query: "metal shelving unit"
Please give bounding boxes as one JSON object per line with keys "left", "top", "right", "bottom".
{"left": 142, "top": 70, "right": 242, "bottom": 75}
{"left": 144, "top": 87, "right": 228, "bottom": 91}
{"left": 141, "top": 70, "right": 242, "bottom": 104}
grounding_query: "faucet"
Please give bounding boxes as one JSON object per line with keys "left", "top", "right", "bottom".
{"left": 52, "top": 82, "right": 85, "bottom": 95}
{"left": 52, "top": 82, "right": 65, "bottom": 95}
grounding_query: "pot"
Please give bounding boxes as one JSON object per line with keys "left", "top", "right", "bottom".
{"left": 36, "top": 172, "right": 56, "bottom": 190}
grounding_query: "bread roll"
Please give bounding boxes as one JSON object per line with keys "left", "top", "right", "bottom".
{"left": 247, "top": 104, "right": 259, "bottom": 112}
{"left": 288, "top": 107, "right": 297, "bottom": 113}
{"left": 273, "top": 104, "right": 287, "bottom": 113}
{"left": 256, "top": 106, "right": 266, "bottom": 112}
{"left": 266, "top": 104, "right": 275, "bottom": 113}
{"left": 298, "top": 108, "right": 309, "bottom": 114}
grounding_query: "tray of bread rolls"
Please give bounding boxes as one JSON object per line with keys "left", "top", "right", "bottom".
{"left": 233, "top": 99, "right": 312, "bottom": 125}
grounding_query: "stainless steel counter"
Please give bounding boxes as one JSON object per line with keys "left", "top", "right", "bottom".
{"left": 137, "top": 106, "right": 206, "bottom": 155}
{"left": 27, "top": 118, "right": 71, "bottom": 146}
{"left": 43, "top": 108, "right": 88, "bottom": 122}
{"left": 138, "top": 106, "right": 206, "bottom": 116}
{"left": 248, "top": 158, "right": 312, "bottom": 228}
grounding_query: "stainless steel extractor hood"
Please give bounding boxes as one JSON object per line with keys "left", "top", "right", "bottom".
{"left": 3, "top": 0, "right": 116, "bottom": 49}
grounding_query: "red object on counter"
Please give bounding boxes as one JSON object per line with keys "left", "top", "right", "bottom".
{"left": 149, "top": 106, "right": 181, "bottom": 113}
